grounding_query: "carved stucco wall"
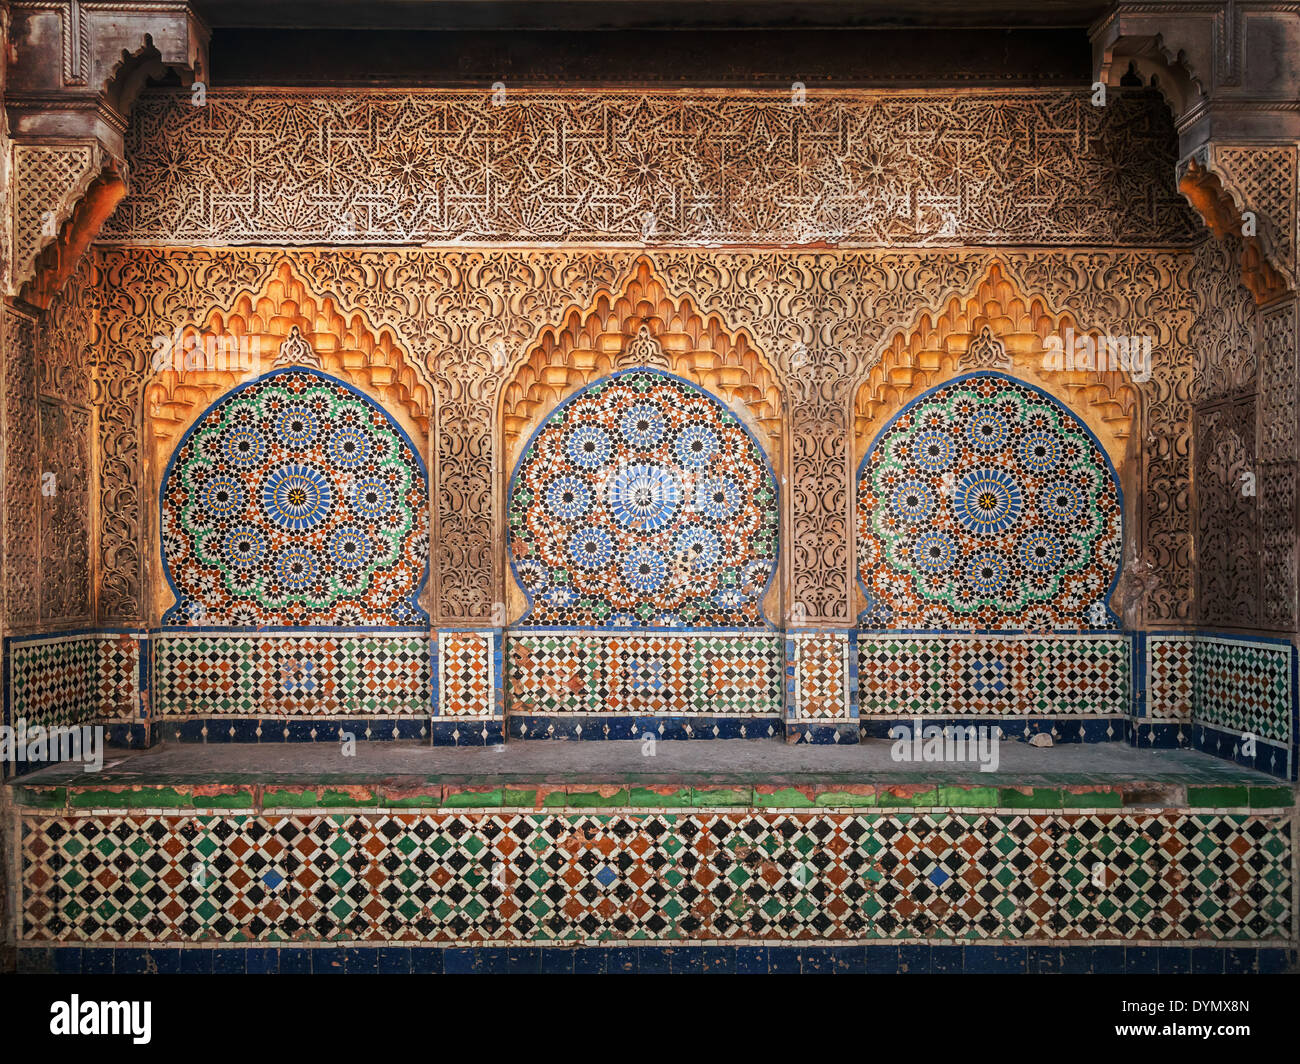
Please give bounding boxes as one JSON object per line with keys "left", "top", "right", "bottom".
{"left": 53, "top": 84, "right": 1256, "bottom": 635}
{"left": 1188, "top": 227, "right": 1298, "bottom": 634}
{"left": 103, "top": 89, "right": 1200, "bottom": 248}
{"left": 1, "top": 253, "right": 96, "bottom": 633}
{"left": 88, "top": 246, "right": 1204, "bottom": 631}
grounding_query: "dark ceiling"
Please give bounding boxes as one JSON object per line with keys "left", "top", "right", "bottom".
{"left": 191, "top": 1, "right": 1113, "bottom": 86}
{"left": 193, "top": 0, "right": 1114, "bottom": 31}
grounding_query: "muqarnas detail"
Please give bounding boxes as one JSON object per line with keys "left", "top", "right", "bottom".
{"left": 509, "top": 370, "right": 778, "bottom": 627}
{"left": 857, "top": 373, "right": 1121, "bottom": 629}
{"left": 161, "top": 369, "right": 428, "bottom": 624}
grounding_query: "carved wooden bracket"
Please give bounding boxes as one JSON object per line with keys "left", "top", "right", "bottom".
{"left": 11, "top": 145, "right": 126, "bottom": 308}
{"left": 1178, "top": 147, "right": 1297, "bottom": 303}
{"left": 5, "top": 1, "right": 208, "bottom": 305}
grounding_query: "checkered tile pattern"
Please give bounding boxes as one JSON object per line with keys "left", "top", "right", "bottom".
{"left": 94, "top": 635, "right": 142, "bottom": 720}
{"left": 1146, "top": 635, "right": 1194, "bottom": 720}
{"left": 858, "top": 635, "right": 1129, "bottom": 716}
{"left": 20, "top": 811, "right": 1290, "bottom": 943}
{"left": 508, "top": 633, "right": 783, "bottom": 715}
{"left": 437, "top": 632, "right": 497, "bottom": 718}
{"left": 153, "top": 633, "right": 430, "bottom": 716}
{"left": 6, "top": 636, "right": 97, "bottom": 729}
{"left": 791, "top": 633, "right": 850, "bottom": 719}
{"left": 1193, "top": 637, "right": 1294, "bottom": 744}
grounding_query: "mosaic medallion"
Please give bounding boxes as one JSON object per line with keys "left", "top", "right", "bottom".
{"left": 508, "top": 370, "right": 778, "bottom": 626}
{"left": 161, "top": 370, "right": 428, "bottom": 624}
{"left": 857, "top": 374, "right": 1121, "bottom": 629}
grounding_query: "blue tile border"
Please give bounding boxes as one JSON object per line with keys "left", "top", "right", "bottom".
{"left": 17, "top": 944, "right": 1294, "bottom": 974}
{"left": 510, "top": 714, "right": 783, "bottom": 740}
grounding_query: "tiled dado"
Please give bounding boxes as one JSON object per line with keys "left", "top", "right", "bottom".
{"left": 18, "top": 808, "right": 1291, "bottom": 944}
{"left": 786, "top": 632, "right": 857, "bottom": 744}
{"left": 1189, "top": 633, "right": 1297, "bottom": 781}
{"left": 152, "top": 630, "right": 430, "bottom": 718}
{"left": 3, "top": 630, "right": 146, "bottom": 730}
{"left": 434, "top": 631, "right": 501, "bottom": 719}
{"left": 506, "top": 631, "right": 784, "bottom": 722}
{"left": 857, "top": 633, "right": 1131, "bottom": 723}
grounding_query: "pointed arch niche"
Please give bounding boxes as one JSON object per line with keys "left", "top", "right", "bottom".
{"left": 852, "top": 263, "right": 1140, "bottom": 471}
{"left": 144, "top": 262, "right": 433, "bottom": 622}
{"left": 499, "top": 259, "right": 785, "bottom": 624}
{"left": 851, "top": 264, "right": 1148, "bottom": 624}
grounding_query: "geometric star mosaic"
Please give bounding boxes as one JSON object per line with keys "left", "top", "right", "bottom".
{"left": 857, "top": 373, "right": 1122, "bottom": 630}
{"left": 160, "top": 369, "right": 429, "bottom": 625}
{"left": 19, "top": 811, "right": 1290, "bottom": 943}
{"left": 508, "top": 370, "right": 778, "bottom": 627}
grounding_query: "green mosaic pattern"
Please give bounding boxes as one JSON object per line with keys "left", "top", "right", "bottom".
{"left": 153, "top": 633, "right": 431, "bottom": 716}
{"left": 20, "top": 811, "right": 1291, "bottom": 942}
{"left": 507, "top": 632, "right": 784, "bottom": 715}
{"left": 858, "top": 634, "right": 1130, "bottom": 716}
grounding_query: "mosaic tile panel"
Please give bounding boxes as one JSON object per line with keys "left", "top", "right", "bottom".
{"left": 19, "top": 811, "right": 1290, "bottom": 943}
{"left": 437, "top": 631, "right": 499, "bottom": 718}
{"left": 507, "top": 633, "right": 783, "bottom": 716}
{"left": 1192, "top": 636, "right": 1295, "bottom": 746}
{"left": 1145, "top": 635, "right": 1194, "bottom": 720}
{"left": 508, "top": 370, "right": 778, "bottom": 627}
{"left": 857, "top": 374, "right": 1121, "bottom": 629}
{"left": 161, "top": 369, "right": 429, "bottom": 625}
{"left": 790, "top": 633, "right": 852, "bottom": 720}
{"left": 153, "top": 632, "right": 431, "bottom": 717}
{"left": 857, "top": 634, "right": 1130, "bottom": 717}
{"left": 5, "top": 635, "right": 97, "bottom": 730}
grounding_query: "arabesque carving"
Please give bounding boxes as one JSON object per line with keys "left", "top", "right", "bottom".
{"left": 853, "top": 263, "right": 1140, "bottom": 464}
{"left": 501, "top": 258, "right": 783, "bottom": 469}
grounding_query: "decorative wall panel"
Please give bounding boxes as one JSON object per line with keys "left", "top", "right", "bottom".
{"left": 1191, "top": 635, "right": 1295, "bottom": 748}
{"left": 508, "top": 370, "right": 778, "bottom": 627}
{"left": 19, "top": 810, "right": 1289, "bottom": 943}
{"left": 857, "top": 634, "right": 1131, "bottom": 719}
{"left": 3, "top": 307, "right": 39, "bottom": 627}
{"left": 789, "top": 632, "right": 852, "bottom": 721}
{"left": 3, "top": 631, "right": 143, "bottom": 733}
{"left": 1194, "top": 397, "right": 1258, "bottom": 628}
{"left": 436, "top": 631, "right": 500, "bottom": 719}
{"left": 507, "top": 632, "right": 783, "bottom": 717}
{"left": 1144, "top": 634, "right": 1194, "bottom": 721}
{"left": 88, "top": 247, "right": 1199, "bottom": 629}
{"left": 160, "top": 369, "right": 429, "bottom": 625}
{"left": 857, "top": 374, "right": 1122, "bottom": 630}
{"left": 151, "top": 631, "right": 431, "bottom": 718}
{"left": 37, "top": 399, "right": 91, "bottom": 623}
{"left": 104, "top": 90, "right": 1199, "bottom": 248}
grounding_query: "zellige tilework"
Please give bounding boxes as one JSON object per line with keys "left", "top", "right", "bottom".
{"left": 857, "top": 374, "right": 1121, "bottom": 629}
{"left": 20, "top": 810, "right": 1290, "bottom": 943}
{"left": 508, "top": 632, "right": 783, "bottom": 716}
{"left": 508, "top": 370, "right": 778, "bottom": 627}
{"left": 857, "top": 634, "right": 1130, "bottom": 717}
{"left": 161, "top": 369, "right": 429, "bottom": 625}
{"left": 153, "top": 631, "right": 430, "bottom": 717}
